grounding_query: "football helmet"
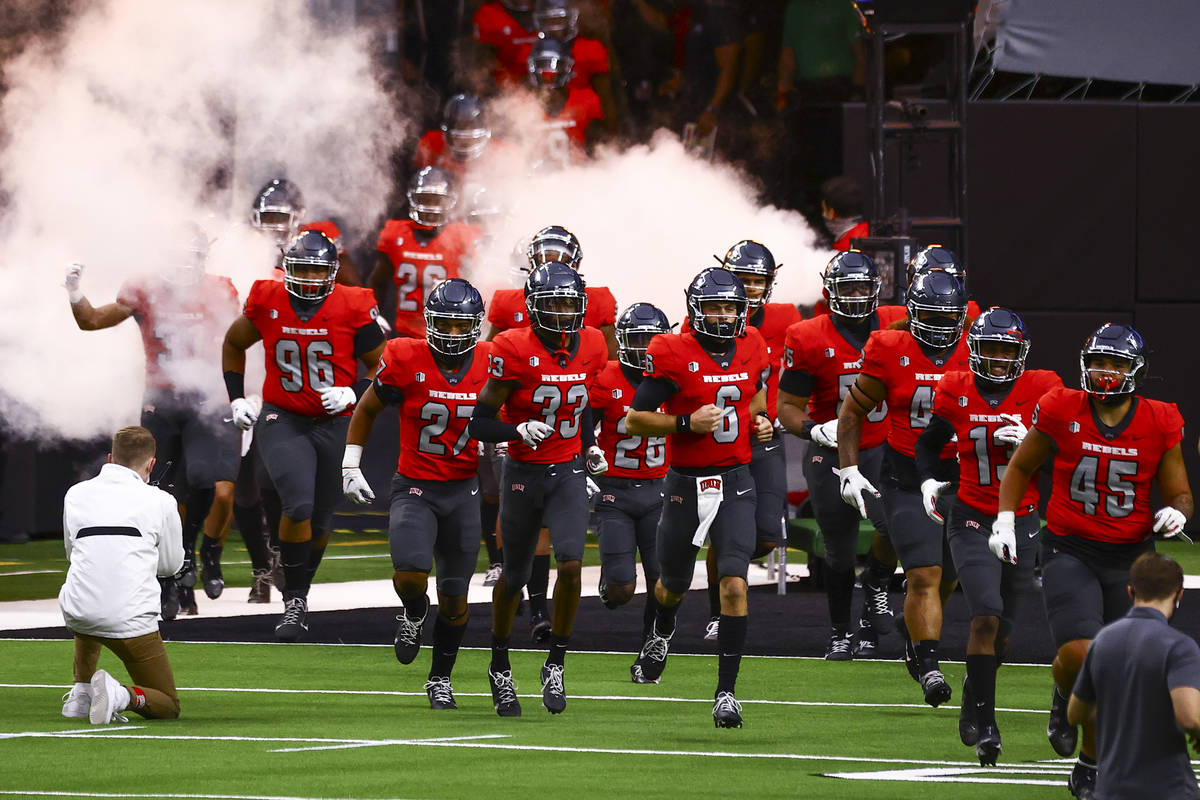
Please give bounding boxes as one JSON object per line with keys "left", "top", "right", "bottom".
{"left": 166, "top": 222, "right": 210, "bottom": 287}
{"left": 527, "top": 224, "right": 583, "bottom": 271}
{"left": 533, "top": 0, "right": 579, "bottom": 40}
{"left": 906, "top": 270, "right": 967, "bottom": 349}
{"left": 250, "top": 179, "right": 305, "bottom": 246}
{"left": 1079, "top": 322, "right": 1146, "bottom": 398}
{"left": 686, "top": 267, "right": 748, "bottom": 340}
{"left": 719, "top": 239, "right": 778, "bottom": 311}
{"left": 282, "top": 229, "right": 339, "bottom": 301}
{"left": 967, "top": 307, "right": 1030, "bottom": 384}
{"left": 425, "top": 278, "right": 485, "bottom": 356}
{"left": 407, "top": 166, "right": 458, "bottom": 228}
{"left": 822, "top": 250, "right": 881, "bottom": 319}
{"left": 616, "top": 302, "right": 671, "bottom": 370}
{"left": 907, "top": 244, "right": 964, "bottom": 288}
{"left": 527, "top": 36, "right": 575, "bottom": 90}
{"left": 525, "top": 262, "right": 587, "bottom": 333}
{"left": 441, "top": 94, "right": 490, "bottom": 161}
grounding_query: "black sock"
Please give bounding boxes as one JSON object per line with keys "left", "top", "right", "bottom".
{"left": 826, "top": 567, "right": 855, "bottom": 630}
{"left": 654, "top": 600, "right": 681, "bottom": 637}
{"left": 716, "top": 614, "right": 748, "bottom": 695}
{"left": 490, "top": 634, "right": 511, "bottom": 672}
{"left": 641, "top": 587, "right": 659, "bottom": 641}
{"left": 402, "top": 593, "right": 430, "bottom": 620}
{"left": 966, "top": 653, "right": 998, "bottom": 726}
{"left": 183, "top": 487, "right": 214, "bottom": 560}
{"left": 915, "top": 640, "right": 940, "bottom": 675}
{"left": 200, "top": 532, "right": 223, "bottom": 560}
{"left": 429, "top": 616, "right": 467, "bottom": 679}
{"left": 480, "top": 501, "right": 501, "bottom": 565}
{"left": 547, "top": 634, "right": 569, "bottom": 667}
{"left": 279, "top": 540, "right": 311, "bottom": 600}
{"left": 260, "top": 487, "right": 282, "bottom": 550}
{"left": 528, "top": 554, "right": 550, "bottom": 615}
{"left": 707, "top": 579, "right": 721, "bottom": 619}
{"left": 304, "top": 545, "right": 326, "bottom": 591}
{"left": 864, "top": 552, "right": 894, "bottom": 587}
{"left": 233, "top": 502, "right": 271, "bottom": 571}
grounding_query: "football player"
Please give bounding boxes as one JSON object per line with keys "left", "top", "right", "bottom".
{"left": 472, "top": 0, "right": 537, "bottom": 93}
{"left": 526, "top": 37, "right": 604, "bottom": 170}
{"left": 837, "top": 270, "right": 970, "bottom": 706}
{"left": 250, "top": 178, "right": 362, "bottom": 286}
{"left": 525, "top": 0, "right": 618, "bottom": 133}
{"left": 65, "top": 225, "right": 242, "bottom": 619}
{"left": 778, "top": 251, "right": 906, "bottom": 659}
{"left": 914, "top": 308, "right": 1063, "bottom": 765}
{"left": 907, "top": 245, "right": 981, "bottom": 320}
{"left": 222, "top": 230, "right": 386, "bottom": 642}
{"left": 370, "top": 166, "right": 481, "bottom": 339}
{"left": 589, "top": 303, "right": 671, "bottom": 671}
{"left": 994, "top": 323, "right": 1191, "bottom": 798}
{"left": 626, "top": 267, "right": 773, "bottom": 728}
{"left": 341, "top": 278, "right": 491, "bottom": 710}
{"left": 414, "top": 93, "right": 521, "bottom": 181}
{"left": 468, "top": 262, "right": 609, "bottom": 716}
{"left": 697, "top": 241, "right": 801, "bottom": 642}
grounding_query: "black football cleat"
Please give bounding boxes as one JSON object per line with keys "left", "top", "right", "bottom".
{"left": 199, "top": 536, "right": 224, "bottom": 599}
{"left": 424, "top": 676, "right": 457, "bottom": 710}
{"left": 248, "top": 569, "right": 271, "bottom": 604}
{"left": 959, "top": 674, "right": 980, "bottom": 746}
{"left": 712, "top": 692, "right": 743, "bottom": 728}
{"left": 850, "top": 619, "right": 877, "bottom": 658}
{"left": 393, "top": 610, "right": 426, "bottom": 665}
{"left": 529, "top": 611, "right": 551, "bottom": 645}
{"left": 1048, "top": 685, "right": 1079, "bottom": 757}
{"left": 975, "top": 723, "right": 1002, "bottom": 767}
{"left": 861, "top": 570, "right": 894, "bottom": 630}
{"left": 1068, "top": 760, "right": 1097, "bottom": 800}
{"left": 274, "top": 597, "right": 309, "bottom": 642}
{"left": 630, "top": 623, "right": 672, "bottom": 684}
{"left": 488, "top": 668, "right": 521, "bottom": 717}
{"left": 160, "top": 577, "right": 180, "bottom": 621}
{"left": 896, "top": 614, "right": 920, "bottom": 682}
{"left": 541, "top": 663, "right": 566, "bottom": 714}
{"left": 920, "top": 669, "right": 952, "bottom": 708}
{"left": 824, "top": 631, "right": 852, "bottom": 661}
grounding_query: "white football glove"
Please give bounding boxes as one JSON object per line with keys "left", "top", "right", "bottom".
{"left": 993, "top": 413, "right": 1028, "bottom": 447}
{"left": 989, "top": 510, "right": 1018, "bottom": 564}
{"left": 516, "top": 420, "right": 554, "bottom": 449}
{"left": 1153, "top": 506, "right": 1188, "bottom": 538}
{"left": 342, "top": 468, "right": 375, "bottom": 504}
{"left": 921, "top": 479, "right": 952, "bottom": 524}
{"left": 493, "top": 439, "right": 510, "bottom": 459}
{"left": 64, "top": 262, "right": 85, "bottom": 303}
{"left": 320, "top": 386, "right": 357, "bottom": 414}
{"left": 585, "top": 444, "right": 609, "bottom": 477}
{"left": 810, "top": 419, "right": 838, "bottom": 449}
{"left": 837, "top": 464, "right": 881, "bottom": 519}
{"left": 229, "top": 398, "right": 258, "bottom": 430}
{"left": 586, "top": 476, "right": 601, "bottom": 501}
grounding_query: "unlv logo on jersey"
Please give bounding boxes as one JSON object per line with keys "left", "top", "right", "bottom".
{"left": 511, "top": 483, "right": 526, "bottom": 493}
{"left": 612, "top": 388, "right": 622, "bottom": 399}
{"left": 698, "top": 478, "right": 722, "bottom": 492}
{"left": 825, "top": 348, "right": 836, "bottom": 358}
{"left": 900, "top": 356, "right": 910, "bottom": 366}
{"left": 514, "top": 312, "right": 524, "bottom": 322}
{"left": 1069, "top": 421, "right": 1080, "bottom": 433}
{"left": 688, "top": 361, "right": 699, "bottom": 372}
{"left": 529, "top": 355, "right": 539, "bottom": 367}
{"left": 966, "top": 519, "right": 980, "bottom": 529}
{"left": 270, "top": 309, "right": 279, "bottom": 319}
{"left": 601, "top": 493, "right": 616, "bottom": 503}
{"left": 959, "top": 396, "right": 968, "bottom": 407}
{"left": 408, "top": 487, "right": 423, "bottom": 496}
{"left": 416, "top": 372, "right": 426, "bottom": 383}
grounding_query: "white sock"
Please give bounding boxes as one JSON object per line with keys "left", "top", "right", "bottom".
{"left": 113, "top": 683, "right": 131, "bottom": 711}
{"left": 74, "top": 681, "right": 91, "bottom": 696}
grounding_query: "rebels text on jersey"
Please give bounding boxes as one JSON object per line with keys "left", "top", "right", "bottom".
{"left": 487, "top": 286, "right": 617, "bottom": 332}
{"left": 860, "top": 327, "right": 969, "bottom": 458}
{"left": 376, "top": 219, "right": 480, "bottom": 337}
{"left": 489, "top": 326, "right": 608, "bottom": 464}
{"left": 1035, "top": 387, "right": 1185, "bottom": 544}
{"left": 374, "top": 338, "right": 492, "bottom": 481}
{"left": 644, "top": 330, "right": 769, "bottom": 469}
{"left": 118, "top": 274, "right": 240, "bottom": 393}
{"left": 934, "top": 369, "right": 1063, "bottom": 515}
{"left": 782, "top": 305, "right": 906, "bottom": 450}
{"left": 243, "top": 280, "right": 380, "bottom": 417}
{"left": 591, "top": 361, "right": 668, "bottom": 480}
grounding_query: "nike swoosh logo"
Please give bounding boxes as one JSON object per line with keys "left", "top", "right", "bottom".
{"left": 736, "top": 488, "right": 752, "bottom": 496}
{"left": 764, "top": 445, "right": 780, "bottom": 452}
{"left": 572, "top": 469, "right": 584, "bottom": 474}
{"left": 471, "top": 488, "right": 479, "bottom": 496}
{"left": 1028, "top": 530, "right": 1039, "bottom": 539}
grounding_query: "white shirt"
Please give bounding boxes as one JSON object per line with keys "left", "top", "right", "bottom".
{"left": 59, "top": 462, "right": 183, "bottom": 639}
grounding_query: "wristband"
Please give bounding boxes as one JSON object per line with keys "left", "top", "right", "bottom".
{"left": 342, "top": 444, "right": 363, "bottom": 470}
{"left": 676, "top": 414, "right": 692, "bottom": 433}
{"left": 67, "top": 288, "right": 84, "bottom": 304}
{"left": 223, "top": 370, "right": 245, "bottom": 403}
{"left": 799, "top": 420, "right": 816, "bottom": 440}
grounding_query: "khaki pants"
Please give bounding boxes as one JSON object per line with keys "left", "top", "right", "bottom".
{"left": 71, "top": 630, "right": 180, "bottom": 719}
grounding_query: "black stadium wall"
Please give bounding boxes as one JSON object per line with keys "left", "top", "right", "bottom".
{"left": 844, "top": 100, "right": 1200, "bottom": 514}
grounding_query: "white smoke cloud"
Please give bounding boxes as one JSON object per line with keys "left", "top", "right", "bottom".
{"left": 0, "top": 0, "right": 407, "bottom": 439}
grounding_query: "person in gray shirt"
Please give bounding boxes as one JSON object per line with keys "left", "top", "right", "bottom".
{"left": 1069, "top": 552, "right": 1200, "bottom": 800}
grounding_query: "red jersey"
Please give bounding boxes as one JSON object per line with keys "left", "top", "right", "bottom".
{"left": 535, "top": 87, "right": 603, "bottom": 169}
{"left": 1034, "top": 387, "right": 1184, "bottom": 544}
{"left": 487, "top": 286, "right": 617, "bottom": 332}
{"left": 782, "top": 305, "right": 906, "bottom": 450}
{"left": 118, "top": 274, "right": 240, "bottom": 393}
{"left": 590, "top": 361, "right": 669, "bottom": 480}
{"left": 375, "top": 219, "right": 480, "bottom": 338}
{"left": 412, "top": 131, "right": 522, "bottom": 180}
{"left": 375, "top": 338, "right": 492, "bottom": 481}
{"left": 488, "top": 326, "right": 608, "bottom": 464}
{"left": 300, "top": 220, "right": 345, "bottom": 254}
{"left": 859, "top": 327, "right": 970, "bottom": 458}
{"left": 243, "top": 280, "right": 380, "bottom": 417}
{"left": 933, "top": 369, "right": 1063, "bottom": 515}
{"left": 509, "top": 36, "right": 610, "bottom": 90}
{"left": 833, "top": 220, "right": 870, "bottom": 251}
{"left": 473, "top": 2, "right": 538, "bottom": 90}
{"left": 644, "top": 330, "right": 770, "bottom": 469}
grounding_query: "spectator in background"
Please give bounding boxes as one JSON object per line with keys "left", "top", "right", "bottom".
{"left": 609, "top": 0, "right": 675, "bottom": 137}
{"left": 1069, "top": 552, "right": 1200, "bottom": 799}
{"left": 821, "top": 175, "right": 869, "bottom": 250}
{"left": 58, "top": 426, "right": 184, "bottom": 725}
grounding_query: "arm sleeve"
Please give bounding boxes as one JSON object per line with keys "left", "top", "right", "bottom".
{"left": 580, "top": 405, "right": 596, "bottom": 448}
{"left": 631, "top": 376, "right": 678, "bottom": 412}
{"left": 779, "top": 369, "right": 814, "bottom": 397}
{"left": 156, "top": 492, "right": 185, "bottom": 578}
{"left": 353, "top": 319, "right": 386, "bottom": 358}
{"left": 469, "top": 398, "right": 522, "bottom": 443}
{"left": 915, "top": 414, "right": 955, "bottom": 481}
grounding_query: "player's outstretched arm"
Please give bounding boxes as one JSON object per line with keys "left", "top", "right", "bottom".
{"left": 64, "top": 263, "right": 132, "bottom": 331}
{"left": 997, "top": 427, "right": 1052, "bottom": 514}
{"left": 836, "top": 373, "right": 885, "bottom": 469}
{"left": 221, "top": 316, "right": 262, "bottom": 377}
{"left": 1157, "top": 444, "right": 1195, "bottom": 523}
{"left": 776, "top": 389, "right": 812, "bottom": 437}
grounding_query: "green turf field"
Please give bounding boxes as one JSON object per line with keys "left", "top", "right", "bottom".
{"left": 0, "top": 638, "right": 1107, "bottom": 799}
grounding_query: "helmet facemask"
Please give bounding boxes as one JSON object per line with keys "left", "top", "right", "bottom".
{"left": 689, "top": 296, "right": 747, "bottom": 340}
{"left": 527, "top": 288, "right": 586, "bottom": 333}
{"left": 968, "top": 336, "right": 1028, "bottom": 384}
{"left": 907, "top": 302, "right": 966, "bottom": 349}
{"left": 616, "top": 328, "right": 659, "bottom": 370}
{"left": 425, "top": 309, "right": 483, "bottom": 356}
{"left": 1080, "top": 351, "right": 1143, "bottom": 399}
{"left": 729, "top": 270, "right": 772, "bottom": 312}
{"left": 284, "top": 255, "right": 338, "bottom": 301}
{"left": 826, "top": 275, "right": 881, "bottom": 318}
{"left": 408, "top": 188, "right": 457, "bottom": 227}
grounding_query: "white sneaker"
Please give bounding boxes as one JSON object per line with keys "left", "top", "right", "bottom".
{"left": 483, "top": 563, "right": 502, "bottom": 586}
{"left": 61, "top": 684, "right": 91, "bottom": 719}
{"left": 88, "top": 669, "right": 130, "bottom": 725}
